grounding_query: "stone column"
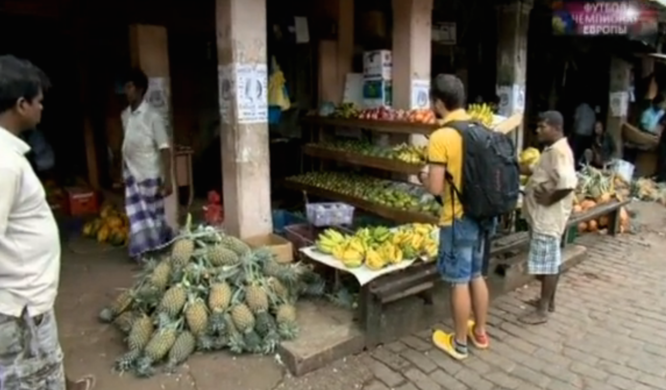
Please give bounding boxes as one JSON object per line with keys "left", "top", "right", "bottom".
{"left": 128, "top": 24, "right": 180, "bottom": 231}
{"left": 607, "top": 57, "right": 631, "bottom": 159}
{"left": 392, "top": 0, "right": 433, "bottom": 148}
{"left": 496, "top": 0, "right": 531, "bottom": 152}
{"left": 216, "top": 0, "right": 273, "bottom": 239}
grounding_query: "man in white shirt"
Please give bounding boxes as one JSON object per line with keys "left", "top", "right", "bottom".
{"left": 0, "top": 56, "right": 95, "bottom": 389}
{"left": 121, "top": 69, "right": 173, "bottom": 260}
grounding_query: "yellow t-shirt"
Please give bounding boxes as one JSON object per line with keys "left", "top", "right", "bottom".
{"left": 427, "top": 109, "right": 470, "bottom": 226}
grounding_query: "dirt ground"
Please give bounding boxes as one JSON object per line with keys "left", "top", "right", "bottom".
{"left": 58, "top": 201, "right": 666, "bottom": 390}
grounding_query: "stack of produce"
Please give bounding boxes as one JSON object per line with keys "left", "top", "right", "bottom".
{"left": 573, "top": 165, "right": 630, "bottom": 233}
{"left": 287, "top": 172, "right": 442, "bottom": 216}
{"left": 310, "top": 139, "right": 426, "bottom": 165}
{"left": 331, "top": 103, "right": 361, "bottom": 119}
{"left": 518, "top": 147, "right": 541, "bottom": 185}
{"left": 82, "top": 203, "right": 130, "bottom": 246}
{"left": 630, "top": 177, "right": 666, "bottom": 205}
{"left": 314, "top": 223, "right": 438, "bottom": 270}
{"left": 99, "top": 217, "right": 324, "bottom": 377}
{"left": 467, "top": 103, "right": 495, "bottom": 127}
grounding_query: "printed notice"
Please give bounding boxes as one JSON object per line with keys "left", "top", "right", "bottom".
{"left": 410, "top": 79, "right": 430, "bottom": 110}
{"left": 235, "top": 63, "right": 268, "bottom": 124}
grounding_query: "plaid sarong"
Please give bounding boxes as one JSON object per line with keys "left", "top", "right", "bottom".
{"left": 527, "top": 232, "right": 561, "bottom": 275}
{"left": 124, "top": 167, "right": 172, "bottom": 259}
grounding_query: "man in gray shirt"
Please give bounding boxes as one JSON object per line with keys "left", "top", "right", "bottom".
{"left": 571, "top": 100, "right": 596, "bottom": 164}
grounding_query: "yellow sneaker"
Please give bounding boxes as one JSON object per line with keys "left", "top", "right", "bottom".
{"left": 432, "top": 330, "right": 468, "bottom": 360}
{"left": 466, "top": 320, "right": 490, "bottom": 349}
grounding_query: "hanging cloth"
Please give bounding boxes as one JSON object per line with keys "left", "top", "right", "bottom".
{"left": 268, "top": 56, "right": 291, "bottom": 111}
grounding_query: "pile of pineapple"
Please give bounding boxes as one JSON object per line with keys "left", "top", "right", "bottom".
{"left": 99, "top": 217, "right": 324, "bottom": 377}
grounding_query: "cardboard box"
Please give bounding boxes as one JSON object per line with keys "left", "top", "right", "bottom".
{"left": 244, "top": 233, "right": 294, "bottom": 264}
{"left": 363, "top": 78, "right": 392, "bottom": 108}
{"left": 63, "top": 187, "right": 99, "bottom": 216}
{"left": 363, "top": 50, "right": 392, "bottom": 80}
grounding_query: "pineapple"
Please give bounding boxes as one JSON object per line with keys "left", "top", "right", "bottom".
{"left": 208, "top": 282, "right": 232, "bottom": 312}
{"left": 99, "top": 289, "right": 133, "bottom": 323}
{"left": 267, "top": 277, "right": 290, "bottom": 302}
{"left": 171, "top": 238, "right": 195, "bottom": 267}
{"left": 113, "top": 310, "right": 137, "bottom": 334}
{"left": 207, "top": 310, "right": 227, "bottom": 334}
{"left": 165, "top": 331, "right": 196, "bottom": 372}
{"left": 135, "top": 316, "right": 180, "bottom": 377}
{"left": 243, "top": 330, "right": 263, "bottom": 354}
{"left": 207, "top": 245, "right": 240, "bottom": 266}
{"left": 224, "top": 313, "right": 246, "bottom": 354}
{"left": 262, "top": 260, "right": 282, "bottom": 278}
{"left": 219, "top": 234, "right": 251, "bottom": 257}
{"left": 254, "top": 311, "right": 277, "bottom": 337}
{"left": 276, "top": 303, "right": 298, "bottom": 340}
{"left": 157, "top": 284, "right": 188, "bottom": 317}
{"left": 149, "top": 261, "right": 172, "bottom": 290}
{"left": 114, "top": 349, "right": 141, "bottom": 372}
{"left": 127, "top": 314, "right": 154, "bottom": 351}
{"left": 245, "top": 284, "right": 269, "bottom": 314}
{"left": 230, "top": 303, "right": 255, "bottom": 333}
{"left": 184, "top": 295, "right": 209, "bottom": 336}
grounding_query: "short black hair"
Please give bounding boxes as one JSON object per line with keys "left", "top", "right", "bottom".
{"left": 125, "top": 68, "right": 148, "bottom": 92}
{"left": 0, "top": 55, "right": 50, "bottom": 114}
{"left": 430, "top": 74, "right": 465, "bottom": 110}
{"left": 539, "top": 111, "right": 564, "bottom": 130}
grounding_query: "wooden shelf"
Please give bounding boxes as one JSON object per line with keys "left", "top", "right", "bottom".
{"left": 301, "top": 116, "right": 438, "bottom": 136}
{"left": 283, "top": 180, "right": 438, "bottom": 225}
{"left": 303, "top": 144, "right": 424, "bottom": 175}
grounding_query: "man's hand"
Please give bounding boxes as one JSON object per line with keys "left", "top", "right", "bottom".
{"left": 519, "top": 163, "right": 534, "bottom": 176}
{"left": 534, "top": 189, "right": 552, "bottom": 206}
{"left": 162, "top": 178, "right": 174, "bottom": 197}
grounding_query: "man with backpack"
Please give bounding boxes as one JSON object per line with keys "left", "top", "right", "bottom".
{"left": 419, "top": 74, "right": 520, "bottom": 360}
{"left": 521, "top": 111, "right": 577, "bottom": 325}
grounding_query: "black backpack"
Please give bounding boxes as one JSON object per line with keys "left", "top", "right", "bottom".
{"left": 443, "top": 120, "right": 520, "bottom": 222}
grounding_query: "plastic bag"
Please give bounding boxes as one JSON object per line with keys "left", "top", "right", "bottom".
{"left": 268, "top": 57, "right": 290, "bottom": 111}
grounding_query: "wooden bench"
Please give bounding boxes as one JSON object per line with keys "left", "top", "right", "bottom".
{"left": 358, "top": 198, "right": 631, "bottom": 347}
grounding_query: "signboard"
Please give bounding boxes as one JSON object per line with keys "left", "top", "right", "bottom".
{"left": 552, "top": 1, "right": 657, "bottom": 37}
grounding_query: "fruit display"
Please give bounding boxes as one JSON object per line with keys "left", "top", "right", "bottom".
{"left": 323, "top": 104, "right": 438, "bottom": 125}
{"left": 331, "top": 102, "right": 361, "bottom": 119}
{"left": 572, "top": 165, "right": 631, "bottom": 233}
{"left": 310, "top": 139, "right": 427, "bottom": 165}
{"left": 82, "top": 203, "right": 130, "bottom": 246}
{"left": 99, "top": 217, "right": 324, "bottom": 377}
{"left": 287, "top": 172, "right": 442, "bottom": 216}
{"left": 467, "top": 103, "right": 495, "bottom": 127}
{"left": 314, "top": 223, "right": 438, "bottom": 270}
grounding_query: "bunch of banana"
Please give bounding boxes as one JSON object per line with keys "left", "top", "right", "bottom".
{"left": 468, "top": 103, "right": 494, "bottom": 127}
{"left": 332, "top": 103, "right": 360, "bottom": 119}
{"left": 519, "top": 147, "right": 540, "bottom": 167}
{"left": 330, "top": 236, "right": 366, "bottom": 268}
{"left": 315, "top": 229, "right": 348, "bottom": 254}
{"left": 364, "top": 248, "right": 387, "bottom": 271}
{"left": 392, "top": 223, "right": 439, "bottom": 259}
{"left": 392, "top": 143, "right": 426, "bottom": 164}
{"left": 377, "top": 241, "right": 404, "bottom": 265}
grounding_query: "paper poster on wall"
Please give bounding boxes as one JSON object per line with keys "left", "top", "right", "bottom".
{"left": 609, "top": 91, "right": 629, "bottom": 117}
{"left": 235, "top": 63, "right": 268, "bottom": 124}
{"left": 512, "top": 84, "right": 526, "bottom": 113}
{"left": 146, "top": 77, "right": 172, "bottom": 136}
{"left": 410, "top": 79, "right": 430, "bottom": 110}
{"left": 217, "top": 65, "right": 234, "bottom": 124}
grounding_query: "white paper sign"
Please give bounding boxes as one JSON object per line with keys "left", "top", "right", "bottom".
{"left": 512, "top": 84, "right": 526, "bottom": 113}
{"left": 235, "top": 63, "right": 268, "bottom": 124}
{"left": 294, "top": 17, "right": 310, "bottom": 43}
{"left": 146, "top": 77, "right": 172, "bottom": 136}
{"left": 609, "top": 91, "right": 629, "bottom": 117}
{"left": 497, "top": 84, "right": 525, "bottom": 117}
{"left": 411, "top": 79, "right": 430, "bottom": 110}
{"left": 217, "top": 65, "right": 234, "bottom": 124}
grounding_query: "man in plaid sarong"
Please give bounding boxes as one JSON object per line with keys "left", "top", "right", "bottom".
{"left": 521, "top": 111, "right": 577, "bottom": 325}
{"left": 121, "top": 69, "right": 173, "bottom": 260}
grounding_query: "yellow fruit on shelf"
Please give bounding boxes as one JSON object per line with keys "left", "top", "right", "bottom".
{"left": 105, "top": 216, "right": 124, "bottom": 229}
{"left": 365, "top": 249, "right": 386, "bottom": 271}
{"left": 97, "top": 225, "right": 111, "bottom": 243}
{"left": 340, "top": 249, "right": 363, "bottom": 268}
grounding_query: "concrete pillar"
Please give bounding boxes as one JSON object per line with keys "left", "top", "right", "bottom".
{"left": 128, "top": 24, "right": 179, "bottom": 231}
{"left": 216, "top": 0, "right": 272, "bottom": 239}
{"left": 392, "top": 0, "right": 433, "bottom": 149}
{"left": 496, "top": 0, "right": 531, "bottom": 152}
{"left": 607, "top": 57, "right": 631, "bottom": 159}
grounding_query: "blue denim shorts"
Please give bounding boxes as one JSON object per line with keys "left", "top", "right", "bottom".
{"left": 437, "top": 216, "right": 485, "bottom": 284}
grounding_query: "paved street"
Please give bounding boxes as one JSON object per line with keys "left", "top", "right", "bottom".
{"left": 60, "top": 202, "right": 666, "bottom": 390}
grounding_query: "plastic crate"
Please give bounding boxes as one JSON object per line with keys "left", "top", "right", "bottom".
{"left": 272, "top": 209, "right": 307, "bottom": 235}
{"left": 306, "top": 202, "right": 354, "bottom": 227}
